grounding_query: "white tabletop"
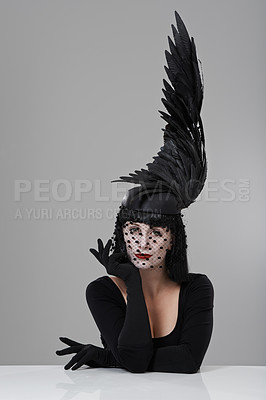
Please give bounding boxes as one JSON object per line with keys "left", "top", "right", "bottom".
{"left": 0, "top": 365, "right": 265, "bottom": 400}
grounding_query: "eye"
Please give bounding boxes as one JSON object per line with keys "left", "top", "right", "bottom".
{"left": 152, "top": 230, "right": 162, "bottom": 237}
{"left": 129, "top": 227, "right": 139, "bottom": 234}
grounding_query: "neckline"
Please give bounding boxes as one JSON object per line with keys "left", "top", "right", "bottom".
{"left": 105, "top": 275, "right": 183, "bottom": 340}
{"left": 152, "top": 282, "right": 183, "bottom": 340}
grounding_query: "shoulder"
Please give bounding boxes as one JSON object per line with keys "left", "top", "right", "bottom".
{"left": 86, "top": 275, "right": 112, "bottom": 294}
{"left": 86, "top": 275, "right": 124, "bottom": 302}
{"left": 183, "top": 273, "right": 214, "bottom": 304}
{"left": 186, "top": 272, "right": 214, "bottom": 289}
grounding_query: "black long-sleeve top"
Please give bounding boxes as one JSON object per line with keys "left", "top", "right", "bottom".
{"left": 86, "top": 272, "right": 214, "bottom": 374}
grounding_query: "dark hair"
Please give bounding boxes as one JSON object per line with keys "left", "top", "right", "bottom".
{"left": 110, "top": 205, "right": 189, "bottom": 284}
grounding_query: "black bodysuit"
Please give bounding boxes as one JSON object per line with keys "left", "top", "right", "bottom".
{"left": 86, "top": 272, "right": 214, "bottom": 373}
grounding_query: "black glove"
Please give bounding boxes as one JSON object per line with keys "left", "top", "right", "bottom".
{"left": 56, "top": 337, "right": 120, "bottom": 370}
{"left": 89, "top": 238, "right": 140, "bottom": 283}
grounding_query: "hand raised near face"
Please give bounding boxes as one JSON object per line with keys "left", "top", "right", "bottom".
{"left": 89, "top": 238, "right": 140, "bottom": 283}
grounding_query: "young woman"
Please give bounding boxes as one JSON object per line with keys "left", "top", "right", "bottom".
{"left": 56, "top": 11, "right": 214, "bottom": 373}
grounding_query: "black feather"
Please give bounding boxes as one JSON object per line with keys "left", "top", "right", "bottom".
{"left": 111, "top": 11, "right": 207, "bottom": 211}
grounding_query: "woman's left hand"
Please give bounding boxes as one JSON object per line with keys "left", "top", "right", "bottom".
{"left": 56, "top": 337, "right": 106, "bottom": 370}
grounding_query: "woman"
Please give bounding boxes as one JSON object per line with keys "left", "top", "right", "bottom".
{"left": 56, "top": 11, "right": 214, "bottom": 373}
{"left": 56, "top": 198, "right": 214, "bottom": 373}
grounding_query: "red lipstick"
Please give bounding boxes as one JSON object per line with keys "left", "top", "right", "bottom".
{"left": 135, "top": 254, "right": 152, "bottom": 259}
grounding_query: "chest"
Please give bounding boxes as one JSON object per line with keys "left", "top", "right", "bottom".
{"left": 109, "top": 276, "right": 180, "bottom": 339}
{"left": 145, "top": 289, "right": 180, "bottom": 338}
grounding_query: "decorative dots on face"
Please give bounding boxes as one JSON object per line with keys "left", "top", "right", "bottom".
{"left": 122, "top": 221, "right": 172, "bottom": 271}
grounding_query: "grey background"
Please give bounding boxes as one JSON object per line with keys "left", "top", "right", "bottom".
{"left": 0, "top": 0, "right": 265, "bottom": 366}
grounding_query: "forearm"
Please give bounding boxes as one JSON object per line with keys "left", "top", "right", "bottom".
{"left": 86, "top": 274, "right": 154, "bottom": 373}
{"left": 117, "top": 274, "right": 154, "bottom": 372}
{"left": 85, "top": 348, "right": 122, "bottom": 368}
{"left": 147, "top": 344, "right": 198, "bottom": 374}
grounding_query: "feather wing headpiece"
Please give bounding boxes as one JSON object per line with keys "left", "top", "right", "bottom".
{"left": 111, "top": 11, "right": 207, "bottom": 211}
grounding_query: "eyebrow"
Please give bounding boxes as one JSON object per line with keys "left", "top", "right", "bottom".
{"left": 128, "top": 223, "right": 164, "bottom": 230}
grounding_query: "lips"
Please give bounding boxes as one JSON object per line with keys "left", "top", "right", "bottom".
{"left": 135, "top": 254, "right": 152, "bottom": 259}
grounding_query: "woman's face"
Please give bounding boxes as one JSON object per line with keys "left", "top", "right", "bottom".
{"left": 122, "top": 221, "right": 173, "bottom": 270}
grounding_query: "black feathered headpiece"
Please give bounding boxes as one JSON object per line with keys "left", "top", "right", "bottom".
{"left": 112, "top": 11, "right": 207, "bottom": 215}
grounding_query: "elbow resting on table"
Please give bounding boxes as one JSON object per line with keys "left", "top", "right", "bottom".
{"left": 125, "top": 364, "right": 148, "bottom": 374}
{"left": 123, "top": 358, "right": 199, "bottom": 374}
{"left": 146, "top": 344, "right": 201, "bottom": 374}
{"left": 147, "top": 362, "right": 199, "bottom": 374}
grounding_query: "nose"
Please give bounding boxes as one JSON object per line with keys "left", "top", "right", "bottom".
{"left": 138, "top": 230, "right": 150, "bottom": 251}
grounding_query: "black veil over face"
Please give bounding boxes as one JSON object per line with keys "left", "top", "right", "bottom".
{"left": 111, "top": 205, "right": 189, "bottom": 284}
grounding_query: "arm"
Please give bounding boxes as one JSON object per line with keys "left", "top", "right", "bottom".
{"left": 86, "top": 273, "right": 154, "bottom": 373}
{"left": 56, "top": 336, "right": 121, "bottom": 369}
{"left": 147, "top": 275, "right": 214, "bottom": 373}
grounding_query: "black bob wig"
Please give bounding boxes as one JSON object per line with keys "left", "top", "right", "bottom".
{"left": 110, "top": 205, "right": 189, "bottom": 284}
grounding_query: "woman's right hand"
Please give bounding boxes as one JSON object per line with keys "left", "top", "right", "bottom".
{"left": 89, "top": 238, "right": 140, "bottom": 283}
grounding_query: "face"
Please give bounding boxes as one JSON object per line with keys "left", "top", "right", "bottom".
{"left": 122, "top": 221, "right": 173, "bottom": 270}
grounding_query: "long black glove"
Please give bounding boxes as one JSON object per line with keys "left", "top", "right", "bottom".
{"left": 56, "top": 337, "right": 121, "bottom": 370}
{"left": 89, "top": 238, "right": 140, "bottom": 283}
{"left": 88, "top": 238, "right": 154, "bottom": 373}
{"left": 56, "top": 240, "right": 142, "bottom": 372}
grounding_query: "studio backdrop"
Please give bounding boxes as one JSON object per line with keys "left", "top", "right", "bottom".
{"left": 0, "top": 0, "right": 265, "bottom": 366}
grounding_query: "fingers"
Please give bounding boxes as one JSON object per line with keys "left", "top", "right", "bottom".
{"left": 57, "top": 341, "right": 98, "bottom": 371}
{"left": 90, "top": 238, "right": 113, "bottom": 268}
{"left": 64, "top": 351, "right": 84, "bottom": 370}
{"left": 102, "top": 239, "right": 112, "bottom": 265}
{"left": 106, "top": 238, "right": 112, "bottom": 251}
{"left": 97, "top": 238, "right": 104, "bottom": 254}
{"left": 89, "top": 238, "right": 105, "bottom": 264}
{"left": 56, "top": 345, "right": 82, "bottom": 356}
{"left": 68, "top": 345, "right": 96, "bottom": 370}
{"left": 59, "top": 337, "right": 82, "bottom": 347}
{"left": 71, "top": 354, "right": 88, "bottom": 370}
{"left": 89, "top": 248, "right": 100, "bottom": 262}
